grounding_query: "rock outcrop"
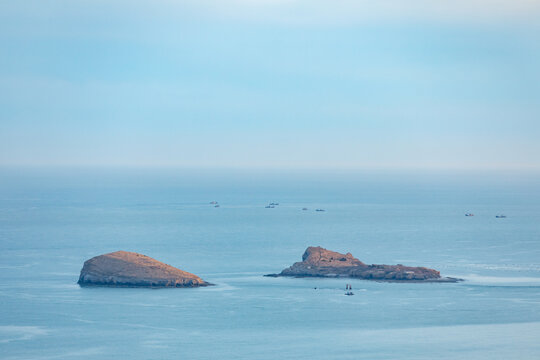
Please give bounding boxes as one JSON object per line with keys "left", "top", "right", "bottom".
{"left": 268, "top": 246, "right": 460, "bottom": 282}
{"left": 78, "top": 251, "right": 210, "bottom": 287}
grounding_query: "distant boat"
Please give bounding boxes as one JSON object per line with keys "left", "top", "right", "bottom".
{"left": 302, "top": 208, "right": 308, "bottom": 211}
{"left": 210, "top": 201, "right": 218, "bottom": 204}
{"left": 315, "top": 209, "right": 325, "bottom": 212}
{"left": 214, "top": 204, "right": 220, "bottom": 208}
{"left": 345, "top": 291, "right": 354, "bottom": 296}
{"left": 495, "top": 214, "right": 507, "bottom": 218}
{"left": 465, "top": 213, "right": 474, "bottom": 216}
{"left": 265, "top": 205, "right": 275, "bottom": 209}
{"left": 269, "top": 202, "right": 279, "bottom": 206}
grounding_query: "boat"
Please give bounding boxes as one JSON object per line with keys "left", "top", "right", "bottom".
{"left": 214, "top": 204, "right": 220, "bottom": 208}
{"left": 495, "top": 214, "right": 507, "bottom": 218}
{"left": 269, "top": 202, "right": 279, "bottom": 206}
{"left": 302, "top": 208, "right": 308, "bottom": 211}
{"left": 465, "top": 213, "right": 474, "bottom": 216}
{"left": 345, "top": 291, "right": 354, "bottom": 296}
{"left": 315, "top": 209, "right": 325, "bottom": 212}
{"left": 265, "top": 205, "right": 275, "bottom": 209}
{"left": 209, "top": 201, "right": 218, "bottom": 205}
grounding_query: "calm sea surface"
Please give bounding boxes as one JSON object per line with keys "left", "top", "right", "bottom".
{"left": 1, "top": 168, "right": 540, "bottom": 359}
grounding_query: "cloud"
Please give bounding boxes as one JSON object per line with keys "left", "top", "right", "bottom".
{"left": 3, "top": 0, "right": 539, "bottom": 28}
{"left": 175, "top": 0, "right": 540, "bottom": 26}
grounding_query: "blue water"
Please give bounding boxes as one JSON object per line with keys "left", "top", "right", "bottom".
{"left": 1, "top": 168, "right": 540, "bottom": 359}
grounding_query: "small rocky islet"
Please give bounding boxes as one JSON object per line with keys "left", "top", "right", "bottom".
{"left": 78, "top": 251, "right": 211, "bottom": 287}
{"left": 78, "top": 247, "right": 460, "bottom": 288}
{"left": 267, "top": 246, "right": 461, "bottom": 282}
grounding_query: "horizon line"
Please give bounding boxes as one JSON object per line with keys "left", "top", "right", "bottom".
{"left": 1, "top": 164, "right": 540, "bottom": 173}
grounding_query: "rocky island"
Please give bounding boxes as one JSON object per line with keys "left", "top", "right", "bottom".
{"left": 78, "top": 251, "right": 211, "bottom": 287}
{"left": 267, "top": 246, "right": 461, "bottom": 282}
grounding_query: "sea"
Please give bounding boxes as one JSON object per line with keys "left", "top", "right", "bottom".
{"left": 1, "top": 168, "right": 540, "bottom": 359}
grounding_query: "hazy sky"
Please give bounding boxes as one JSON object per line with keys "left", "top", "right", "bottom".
{"left": 1, "top": 0, "right": 539, "bottom": 169}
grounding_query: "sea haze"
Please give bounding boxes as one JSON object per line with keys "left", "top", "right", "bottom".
{"left": 1, "top": 168, "right": 540, "bottom": 359}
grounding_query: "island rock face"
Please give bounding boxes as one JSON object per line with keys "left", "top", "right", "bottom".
{"left": 78, "top": 251, "right": 210, "bottom": 287}
{"left": 271, "top": 246, "right": 458, "bottom": 282}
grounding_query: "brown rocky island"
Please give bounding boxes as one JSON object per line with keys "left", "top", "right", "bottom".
{"left": 78, "top": 251, "right": 211, "bottom": 287}
{"left": 267, "top": 246, "right": 461, "bottom": 282}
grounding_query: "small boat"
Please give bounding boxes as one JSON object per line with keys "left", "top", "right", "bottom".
{"left": 495, "top": 214, "right": 507, "bottom": 218}
{"left": 345, "top": 291, "right": 354, "bottom": 296}
{"left": 302, "top": 208, "right": 308, "bottom": 211}
{"left": 315, "top": 209, "right": 325, "bottom": 212}
{"left": 465, "top": 213, "right": 474, "bottom": 216}
{"left": 265, "top": 205, "right": 275, "bottom": 209}
{"left": 210, "top": 201, "right": 218, "bottom": 205}
{"left": 214, "top": 204, "right": 220, "bottom": 208}
{"left": 269, "top": 202, "right": 279, "bottom": 206}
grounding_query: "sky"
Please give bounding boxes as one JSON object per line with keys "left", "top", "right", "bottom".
{"left": 1, "top": 0, "right": 539, "bottom": 170}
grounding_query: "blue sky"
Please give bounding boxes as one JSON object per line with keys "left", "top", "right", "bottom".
{"left": 1, "top": 0, "right": 539, "bottom": 169}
